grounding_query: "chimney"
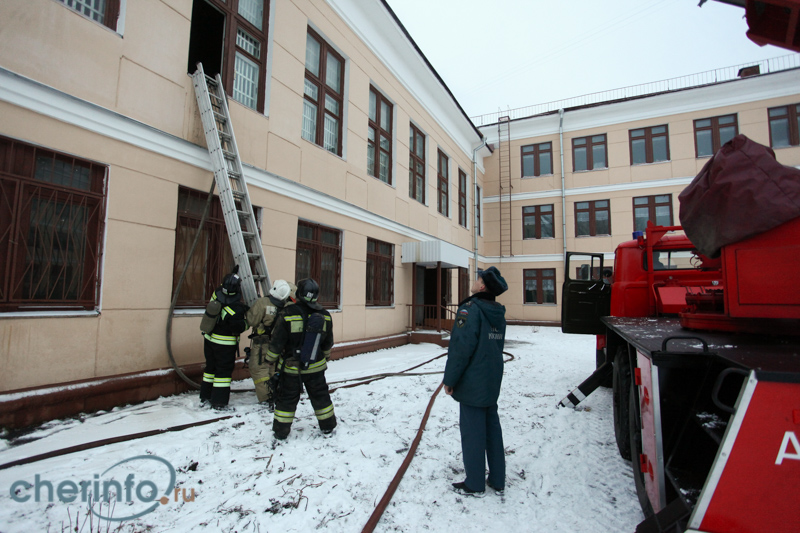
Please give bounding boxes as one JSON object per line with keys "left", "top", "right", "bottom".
{"left": 737, "top": 65, "right": 761, "bottom": 78}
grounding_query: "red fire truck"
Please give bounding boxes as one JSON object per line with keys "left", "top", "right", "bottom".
{"left": 558, "top": 136, "right": 800, "bottom": 532}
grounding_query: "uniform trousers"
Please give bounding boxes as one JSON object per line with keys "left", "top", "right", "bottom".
{"left": 201, "top": 339, "right": 237, "bottom": 407}
{"left": 459, "top": 403, "right": 505, "bottom": 492}
{"left": 273, "top": 369, "right": 336, "bottom": 438}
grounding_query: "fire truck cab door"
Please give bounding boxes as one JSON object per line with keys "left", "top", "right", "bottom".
{"left": 561, "top": 252, "right": 611, "bottom": 334}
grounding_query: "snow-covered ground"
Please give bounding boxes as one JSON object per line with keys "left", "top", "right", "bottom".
{"left": 0, "top": 326, "right": 644, "bottom": 532}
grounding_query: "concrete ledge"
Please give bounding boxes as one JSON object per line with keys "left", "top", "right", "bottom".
{"left": 0, "top": 334, "right": 413, "bottom": 430}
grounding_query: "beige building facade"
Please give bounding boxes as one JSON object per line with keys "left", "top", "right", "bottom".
{"left": 1, "top": 0, "right": 799, "bottom": 426}
{"left": 477, "top": 67, "right": 800, "bottom": 325}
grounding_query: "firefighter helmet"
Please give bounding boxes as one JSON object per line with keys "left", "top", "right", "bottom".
{"left": 296, "top": 278, "right": 323, "bottom": 310}
{"left": 269, "top": 279, "right": 293, "bottom": 302}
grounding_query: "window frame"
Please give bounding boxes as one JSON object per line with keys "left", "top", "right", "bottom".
{"left": 575, "top": 199, "right": 611, "bottom": 237}
{"left": 365, "top": 237, "right": 394, "bottom": 307}
{"left": 0, "top": 135, "right": 107, "bottom": 312}
{"left": 572, "top": 135, "right": 607, "bottom": 172}
{"left": 295, "top": 220, "right": 342, "bottom": 308}
{"left": 458, "top": 168, "right": 468, "bottom": 228}
{"left": 768, "top": 104, "right": 800, "bottom": 148}
{"left": 475, "top": 186, "right": 482, "bottom": 237}
{"left": 693, "top": 114, "right": 738, "bottom": 158}
{"left": 367, "top": 86, "right": 393, "bottom": 184}
{"left": 302, "top": 27, "right": 345, "bottom": 156}
{"left": 58, "top": 0, "right": 121, "bottom": 31}
{"left": 522, "top": 204, "right": 555, "bottom": 240}
{"left": 409, "top": 123, "right": 426, "bottom": 204}
{"left": 633, "top": 194, "right": 673, "bottom": 232}
{"left": 173, "top": 186, "right": 237, "bottom": 308}
{"left": 629, "top": 125, "right": 670, "bottom": 165}
{"left": 521, "top": 142, "right": 553, "bottom": 177}
{"left": 524, "top": 268, "right": 556, "bottom": 305}
{"left": 437, "top": 149, "right": 449, "bottom": 217}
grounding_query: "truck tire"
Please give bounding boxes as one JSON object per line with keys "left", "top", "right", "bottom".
{"left": 612, "top": 346, "right": 631, "bottom": 460}
{"left": 629, "top": 380, "right": 654, "bottom": 518}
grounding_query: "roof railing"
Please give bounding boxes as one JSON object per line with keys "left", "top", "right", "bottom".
{"left": 470, "top": 53, "right": 800, "bottom": 127}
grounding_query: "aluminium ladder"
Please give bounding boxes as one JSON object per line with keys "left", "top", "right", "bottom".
{"left": 191, "top": 63, "right": 270, "bottom": 306}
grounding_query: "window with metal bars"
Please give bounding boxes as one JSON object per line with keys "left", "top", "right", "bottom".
{"left": 0, "top": 136, "right": 107, "bottom": 312}
{"left": 57, "top": 0, "right": 120, "bottom": 31}
{"left": 521, "top": 142, "right": 552, "bottom": 177}
{"left": 523, "top": 204, "right": 554, "bottom": 239}
{"left": 368, "top": 86, "right": 393, "bottom": 184}
{"left": 524, "top": 268, "right": 556, "bottom": 305}
{"left": 296, "top": 220, "right": 341, "bottom": 308}
{"left": 409, "top": 124, "right": 426, "bottom": 204}
{"left": 768, "top": 104, "right": 800, "bottom": 148}
{"left": 694, "top": 114, "right": 738, "bottom": 157}
{"left": 575, "top": 200, "right": 610, "bottom": 237}
{"left": 187, "top": 0, "right": 269, "bottom": 113}
{"left": 172, "top": 187, "right": 236, "bottom": 307}
{"left": 302, "top": 28, "right": 345, "bottom": 155}
{"left": 366, "top": 238, "right": 393, "bottom": 306}
{"left": 633, "top": 195, "right": 673, "bottom": 232}
{"left": 437, "top": 150, "right": 449, "bottom": 217}
{"left": 630, "top": 125, "right": 669, "bottom": 165}
{"left": 458, "top": 169, "right": 467, "bottom": 228}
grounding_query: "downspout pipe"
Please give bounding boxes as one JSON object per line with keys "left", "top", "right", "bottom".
{"left": 559, "top": 109, "right": 567, "bottom": 261}
{"left": 472, "top": 137, "right": 487, "bottom": 276}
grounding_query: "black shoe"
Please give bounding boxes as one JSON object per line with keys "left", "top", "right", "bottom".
{"left": 452, "top": 481, "right": 485, "bottom": 498}
{"left": 486, "top": 480, "right": 505, "bottom": 495}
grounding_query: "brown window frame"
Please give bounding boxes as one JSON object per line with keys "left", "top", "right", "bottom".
{"left": 633, "top": 194, "right": 673, "bottom": 232}
{"left": 522, "top": 204, "right": 555, "bottom": 240}
{"left": 296, "top": 220, "right": 342, "bottom": 308}
{"left": 173, "top": 187, "right": 236, "bottom": 307}
{"left": 475, "top": 186, "right": 482, "bottom": 236}
{"left": 0, "top": 136, "right": 107, "bottom": 312}
{"left": 521, "top": 142, "right": 552, "bottom": 177}
{"left": 368, "top": 86, "right": 393, "bottom": 184}
{"left": 768, "top": 104, "right": 800, "bottom": 148}
{"left": 458, "top": 169, "right": 467, "bottom": 227}
{"left": 366, "top": 237, "right": 394, "bottom": 306}
{"left": 409, "top": 124, "right": 426, "bottom": 204}
{"left": 524, "top": 268, "right": 556, "bottom": 305}
{"left": 188, "top": 0, "right": 271, "bottom": 113}
{"left": 437, "top": 150, "right": 449, "bottom": 217}
{"left": 58, "top": 0, "right": 120, "bottom": 31}
{"left": 575, "top": 200, "right": 611, "bottom": 237}
{"left": 630, "top": 125, "right": 670, "bottom": 165}
{"left": 302, "top": 27, "right": 345, "bottom": 155}
{"left": 694, "top": 114, "right": 738, "bottom": 157}
{"left": 572, "top": 135, "right": 607, "bottom": 172}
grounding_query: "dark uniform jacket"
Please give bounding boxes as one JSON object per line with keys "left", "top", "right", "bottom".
{"left": 203, "top": 289, "right": 249, "bottom": 345}
{"left": 443, "top": 292, "right": 507, "bottom": 407}
{"left": 266, "top": 301, "right": 333, "bottom": 374}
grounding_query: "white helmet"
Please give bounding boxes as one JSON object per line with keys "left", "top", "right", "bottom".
{"left": 269, "top": 279, "right": 293, "bottom": 302}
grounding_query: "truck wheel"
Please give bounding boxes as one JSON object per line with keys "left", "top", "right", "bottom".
{"left": 629, "top": 380, "right": 654, "bottom": 518}
{"left": 612, "top": 347, "right": 631, "bottom": 460}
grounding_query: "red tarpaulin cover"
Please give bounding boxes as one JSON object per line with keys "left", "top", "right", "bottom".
{"left": 678, "top": 134, "right": 800, "bottom": 258}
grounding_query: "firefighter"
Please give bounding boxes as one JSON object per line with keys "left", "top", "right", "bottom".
{"left": 200, "top": 267, "right": 249, "bottom": 409}
{"left": 444, "top": 266, "right": 508, "bottom": 497}
{"left": 265, "top": 278, "right": 336, "bottom": 440}
{"left": 244, "top": 279, "right": 295, "bottom": 406}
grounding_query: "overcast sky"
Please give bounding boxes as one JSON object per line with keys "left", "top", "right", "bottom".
{"left": 386, "top": 0, "right": 797, "bottom": 119}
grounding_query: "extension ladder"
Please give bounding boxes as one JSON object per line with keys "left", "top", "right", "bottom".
{"left": 191, "top": 63, "right": 270, "bottom": 306}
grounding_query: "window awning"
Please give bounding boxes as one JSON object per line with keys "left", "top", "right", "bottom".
{"left": 401, "top": 241, "right": 470, "bottom": 269}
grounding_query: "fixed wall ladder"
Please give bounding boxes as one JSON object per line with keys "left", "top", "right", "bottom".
{"left": 191, "top": 62, "right": 270, "bottom": 306}
{"left": 498, "top": 116, "right": 513, "bottom": 258}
